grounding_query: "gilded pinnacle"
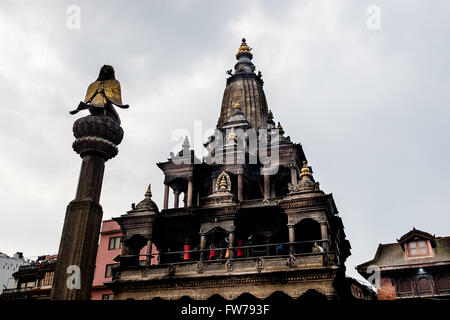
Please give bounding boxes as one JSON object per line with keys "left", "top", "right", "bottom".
{"left": 236, "top": 37, "right": 252, "bottom": 59}
{"left": 145, "top": 184, "right": 152, "bottom": 198}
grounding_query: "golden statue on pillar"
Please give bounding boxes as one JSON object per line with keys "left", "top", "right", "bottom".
{"left": 70, "top": 65, "right": 129, "bottom": 124}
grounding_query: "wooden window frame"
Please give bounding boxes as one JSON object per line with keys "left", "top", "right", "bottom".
{"left": 105, "top": 264, "right": 116, "bottom": 278}
{"left": 406, "top": 240, "right": 433, "bottom": 258}
{"left": 108, "top": 236, "right": 121, "bottom": 250}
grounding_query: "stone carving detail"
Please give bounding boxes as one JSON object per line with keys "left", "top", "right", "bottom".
{"left": 256, "top": 258, "right": 264, "bottom": 272}
{"left": 168, "top": 264, "right": 176, "bottom": 276}
{"left": 225, "top": 260, "right": 233, "bottom": 272}
{"left": 196, "top": 262, "right": 204, "bottom": 274}
{"left": 72, "top": 115, "right": 124, "bottom": 160}
{"left": 287, "top": 254, "right": 297, "bottom": 267}
{"left": 216, "top": 171, "right": 232, "bottom": 192}
{"left": 323, "top": 253, "right": 336, "bottom": 266}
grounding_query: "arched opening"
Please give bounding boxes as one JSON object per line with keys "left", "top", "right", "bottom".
{"left": 294, "top": 219, "right": 322, "bottom": 253}
{"left": 436, "top": 275, "right": 450, "bottom": 294}
{"left": 234, "top": 293, "right": 260, "bottom": 303}
{"left": 205, "top": 227, "right": 229, "bottom": 260}
{"left": 297, "top": 289, "right": 327, "bottom": 302}
{"left": 235, "top": 207, "right": 288, "bottom": 257}
{"left": 417, "top": 277, "right": 433, "bottom": 295}
{"left": 396, "top": 278, "right": 413, "bottom": 296}
{"left": 121, "top": 234, "right": 147, "bottom": 266}
{"left": 265, "top": 291, "right": 293, "bottom": 303}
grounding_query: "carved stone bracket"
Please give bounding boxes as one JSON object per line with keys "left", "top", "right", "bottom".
{"left": 323, "top": 253, "right": 336, "bottom": 266}
{"left": 225, "top": 260, "right": 233, "bottom": 272}
{"left": 287, "top": 254, "right": 297, "bottom": 267}
{"left": 168, "top": 264, "right": 176, "bottom": 276}
{"left": 196, "top": 262, "right": 204, "bottom": 274}
{"left": 256, "top": 258, "right": 264, "bottom": 273}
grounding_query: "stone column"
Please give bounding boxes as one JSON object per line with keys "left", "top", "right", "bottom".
{"left": 270, "top": 180, "right": 276, "bottom": 198}
{"left": 228, "top": 230, "right": 235, "bottom": 259}
{"left": 211, "top": 176, "right": 217, "bottom": 193}
{"left": 187, "top": 179, "right": 194, "bottom": 207}
{"left": 174, "top": 190, "right": 180, "bottom": 209}
{"left": 120, "top": 236, "right": 127, "bottom": 256}
{"left": 237, "top": 169, "right": 244, "bottom": 202}
{"left": 163, "top": 184, "right": 169, "bottom": 210}
{"left": 146, "top": 239, "right": 153, "bottom": 266}
{"left": 290, "top": 166, "right": 297, "bottom": 185}
{"left": 288, "top": 224, "right": 295, "bottom": 254}
{"left": 200, "top": 234, "right": 207, "bottom": 261}
{"left": 320, "top": 222, "right": 329, "bottom": 251}
{"left": 264, "top": 172, "right": 270, "bottom": 200}
{"left": 51, "top": 115, "right": 123, "bottom": 300}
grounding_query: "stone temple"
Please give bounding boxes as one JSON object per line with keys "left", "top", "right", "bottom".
{"left": 107, "top": 39, "right": 352, "bottom": 300}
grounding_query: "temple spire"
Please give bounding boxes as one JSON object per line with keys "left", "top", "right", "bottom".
{"left": 217, "top": 38, "right": 269, "bottom": 129}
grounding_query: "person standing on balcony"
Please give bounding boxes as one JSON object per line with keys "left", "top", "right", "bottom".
{"left": 312, "top": 242, "right": 324, "bottom": 253}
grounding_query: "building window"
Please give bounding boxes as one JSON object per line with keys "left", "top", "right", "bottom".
{"left": 108, "top": 236, "right": 121, "bottom": 250}
{"left": 408, "top": 240, "right": 429, "bottom": 257}
{"left": 105, "top": 264, "right": 117, "bottom": 278}
{"left": 102, "top": 294, "right": 114, "bottom": 300}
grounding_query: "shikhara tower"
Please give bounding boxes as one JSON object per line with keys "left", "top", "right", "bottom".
{"left": 108, "top": 39, "right": 352, "bottom": 300}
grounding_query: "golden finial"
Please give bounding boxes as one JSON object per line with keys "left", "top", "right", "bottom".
{"left": 236, "top": 38, "right": 252, "bottom": 58}
{"left": 145, "top": 184, "right": 152, "bottom": 198}
{"left": 300, "top": 161, "right": 312, "bottom": 179}
{"left": 219, "top": 176, "right": 228, "bottom": 191}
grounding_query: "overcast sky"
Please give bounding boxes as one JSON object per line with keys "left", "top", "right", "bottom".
{"left": 0, "top": 0, "right": 449, "bottom": 282}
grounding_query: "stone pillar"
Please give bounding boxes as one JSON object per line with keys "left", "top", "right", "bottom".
{"left": 187, "top": 180, "right": 193, "bottom": 207}
{"left": 146, "top": 239, "right": 153, "bottom": 266}
{"left": 228, "top": 231, "right": 235, "bottom": 259}
{"left": 270, "top": 180, "right": 276, "bottom": 198}
{"left": 320, "top": 222, "right": 329, "bottom": 251}
{"left": 174, "top": 190, "right": 180, "bottom": 209}
{"left": 290, "top": 166, "right": 297, "bottom": 185}
{"left": 51, "top": 115, "right": 123, "bottom": 300}
{"left": 211, "top": 177, "right": 217, "bottom": 193}
{"left": 237, "top": 170, "right": 244, "bottom": 202}
{"left": 163, "top": 184, "right": 169, "bottom": 210}
{"left": 288, "top": 224, "right": 295, "bottom": 254}
{"left": 264, "top": 173, "right": 270, "bottom": 200}
{"left": 120, "top": 236, "right": 127, "bottom": 256}
{"left": 200, "top": 234, "right": 207, "bottom": 261}
{"left": 265, "top": 237, "right": 271, "bottom": 256}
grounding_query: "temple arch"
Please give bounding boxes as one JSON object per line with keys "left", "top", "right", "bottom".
{"left": 294, "top": 218, "right": 322, "bottom": 253}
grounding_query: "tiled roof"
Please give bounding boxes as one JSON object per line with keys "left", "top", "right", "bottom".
{"left": 357, "top": 236, "right": 450, "bottom": 272}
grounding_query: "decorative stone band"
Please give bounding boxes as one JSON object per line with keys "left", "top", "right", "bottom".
{"left": 72, "top": 115, "right": 124, "bottom": 160}
{"left": 73, "top": 136, "right": 119, "bottom": 160}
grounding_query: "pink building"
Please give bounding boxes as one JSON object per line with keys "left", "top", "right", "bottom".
{"left": 91, "top": 220, "right": 157, "bottom": 300}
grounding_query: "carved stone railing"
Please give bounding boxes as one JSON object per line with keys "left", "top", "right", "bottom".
{"left": 114, "top": 253, "right": 334, "bottom": 282}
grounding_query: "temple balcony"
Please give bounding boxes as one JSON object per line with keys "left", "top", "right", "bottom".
{"left": 112, "top": 240, "right": 337, "bottom": 282}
